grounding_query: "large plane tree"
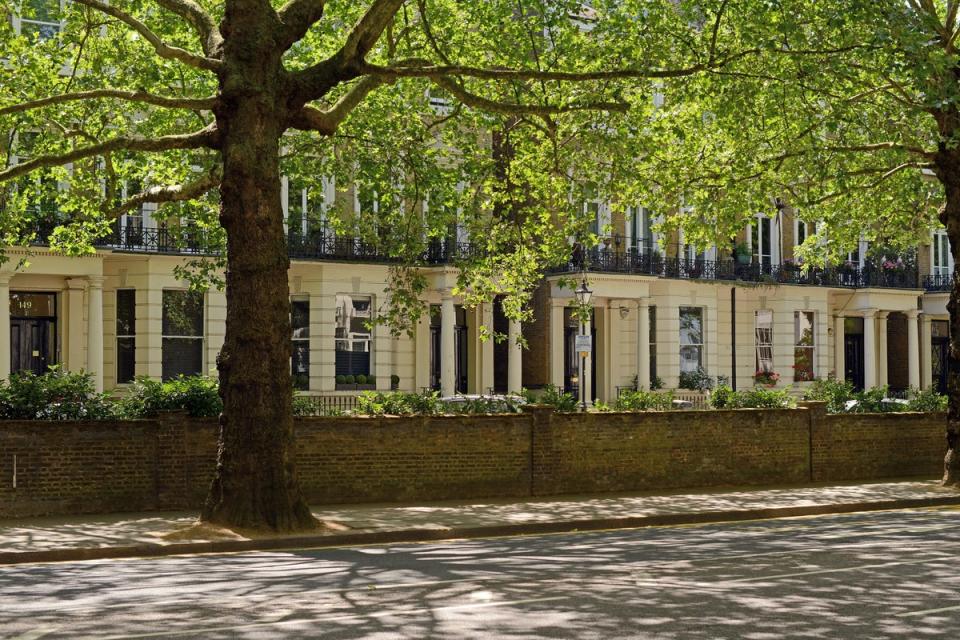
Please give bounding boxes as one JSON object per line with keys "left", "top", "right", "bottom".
{"left": 623, "top": 1, "right": 959, "bottom": 484}
{"left": 0, "top": 0, "right": 770, "bottom": 531}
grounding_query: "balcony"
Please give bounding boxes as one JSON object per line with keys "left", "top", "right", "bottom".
{"left": 80, "top": 223, "right": 477, "bottom": 266}
{"left": 549, "top": 245, "right": 922, "bottom": 290}
{"left": 923, "top": 274, "right": 953, "bottom": 292}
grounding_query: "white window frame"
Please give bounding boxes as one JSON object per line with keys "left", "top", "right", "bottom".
{"left": 161, "top": 289, "right": 206, "bottom": 380}
{"left": 933, "top": 229, "right": 953, "bottom": 277}
{"left": 679, "top": 306, "right": 705, "bottom": 374}
{"left": 747, "top": 213, "right": 780, "bottom": 267}
{"left": 12, "top": 0, "right": 66, "bottom": 40}
{"left": 755, "top": 310, "right": 774, "bottom": 374}
{"left": 626, "top": 205, "right": 659, "bottom": 255}
{"left": 291, "top": 297, "right": 310, "bottom": 390}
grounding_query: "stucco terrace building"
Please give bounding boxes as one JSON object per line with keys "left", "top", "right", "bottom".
{"left": 1, "top": 190, "right": 954, "bottom": 404}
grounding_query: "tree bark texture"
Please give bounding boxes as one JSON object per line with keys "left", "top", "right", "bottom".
{"left": 201, "top": 2, "right": 317, "bottom": 531}
{"left": 938, "top": 152, "right": 960, "bottom": 487}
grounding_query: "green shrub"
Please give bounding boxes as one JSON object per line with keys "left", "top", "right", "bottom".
{"left": 615, "top": 389, "right": 675, "bottom": 411}
{"left": 803, "top": 378, "right": 855, "bottom": 414}
{"left": 390, "top": 374, "right": 400, "bottom": 387}
{"left": 117, "top": 375, "right": 222, "bottom": 418}
{"left": 345, "top": 375, "right": 356, "bottom": 385}
{"left": 292, "top": 394, "right": 317, "bottom": 417}
{"left": 522, "top": 385, "right": 578, "bottom": 412}
{"left": 709, "top": 385, "right": 795, "bottom": 409}
{"left": 355, "top": 391, "right": 444, "bottom": 416}
{"left": 336, "top": 374, "right": 346, "bottom": 385}
{"left": 366, "top": 375, "right": 376, "bottom": 385}
{"left": 0, "top": 367, "right": 116, "bottom": 420}
{"left": 650, "top": 375, "right": 665, "bottom": 390}
{"left": 907, "top": 387, "right": 948, "bottom": 412}
{"left": 679, "top": 367, "right": 715, "bottom": 391}
{"left": 355, "top": 374, "right": 367, "bottom": 385}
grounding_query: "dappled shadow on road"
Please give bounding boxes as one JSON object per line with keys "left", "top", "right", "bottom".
{"left": 1, "top": 508, "right": 959, "bottom": 638}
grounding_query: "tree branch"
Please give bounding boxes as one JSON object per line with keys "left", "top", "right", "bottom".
{"left": 338, "top": 0, "right": 405, "bottom": 63}
{"left": 0, "top": 126, "right": 220, "bottom": 183}
{"left": 277, "top": 0, "right": 327, "bottom": 49}
{"left": 152, "top": 0, "right": 223, "bottom": 57}
{"left": 0, "top": 90, "right": 216, "bottom": 117}
{"left": 431, "top": 76, "right": 628, "bottom": 116}
{"left": 288, "top": 76, "right": 389, "bottom": 134}
{"left": 74, "top": 0, "right": 221, "bottom": 72}
{"left": 110, "top": 166, "right": 222, "bottom": 217}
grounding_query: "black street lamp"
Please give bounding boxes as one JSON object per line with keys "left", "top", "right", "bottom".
{"left": 574, "top": 278, "right": 593, "bottom": 412}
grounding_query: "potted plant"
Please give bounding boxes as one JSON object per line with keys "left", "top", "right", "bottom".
{"left": 390, "top": 374, "right": 400, "bottom": 390}
{"left": 733, "top": 242, "right": 751, "bottom": 265}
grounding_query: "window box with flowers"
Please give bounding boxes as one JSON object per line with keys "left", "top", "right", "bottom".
{"left": 753, "top": 370, "right": 780, "bottom": 387}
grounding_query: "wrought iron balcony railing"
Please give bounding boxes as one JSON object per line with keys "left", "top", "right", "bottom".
{"left": 923, "top": 273, "right": 953, "bottom": 292}
{"left": 549, "top": 247, "right": 923, "bottom": 290}
{"left": 20, "top": 223, "right": 939, "bottom": 291}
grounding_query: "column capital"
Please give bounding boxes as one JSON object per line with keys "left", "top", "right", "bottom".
{"left": 904, "top": 309, "right": 921, "bottom": 320}
{"left": 876, "top": 310, "right": 889, "bottom": 320}
{"left": 87, "top": 275, "right": 105, "bottom": 289}
{"left": 921, "top": 312, "right": 933, "bottom": 325}
{"left": 550, "top": 297, "right": 568, "bottom": 308}
{"left": 860, "top": 307, "right": 879, "bottom": 318}
{"left": 637, "top": 297, "right": 650, "bottom": 310}
{"left": 65, "top": 278, "right": 88, "bottom": 291}
{"left": 439, "top": 288, "right": 454, "bottom": 301}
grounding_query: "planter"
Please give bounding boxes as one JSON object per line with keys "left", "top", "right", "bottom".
{"left": 335, "top": 384, "right": 376, "bottom": 391}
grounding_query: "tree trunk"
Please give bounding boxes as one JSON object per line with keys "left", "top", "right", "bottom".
{"left": 939, "top": 157, "right": 960, "bottom": 487}
{"left": 201, "top": 4, "right": 317, "bottom": 531}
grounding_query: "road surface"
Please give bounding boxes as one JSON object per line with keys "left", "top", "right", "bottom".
{"left": 2, "top": 507, "right": 959, "bottom": 638}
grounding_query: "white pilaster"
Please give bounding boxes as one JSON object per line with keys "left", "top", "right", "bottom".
{"left": 549, "top": 299, "right": 565, "bottom": 389}
{"left": 906, "top": 310, "right": 921, "bottom": 390}
{"left": 507, "top": 316, "right": 522, "bottom": 393}
{"left": 440, "top": 292, "right": 456, "bottom": 396}
{"left": 65, "top": 279, "right": 86, "bottom": 373}
{"left": 877, "top": 311, "right": 888, "bottom": 388}
{"left": 0, "top": 274, "right": 10, "bottom": 381}
{"left": 86, "top": 276, "right": 104, "bottom": 392}
{"left": 834, "top": 314, "right": 845, "bottom": 381}
{"left": 481, "top": 302, "right": 494, "bottom": 394}
{"left": 863, "top": 309, "right": 878, "bottom": 389}
{"left": 921, "top": 314, "right": 933, "bottom": 389}
{"left": 637, "top": 298, "right": 650, "bottom": 390}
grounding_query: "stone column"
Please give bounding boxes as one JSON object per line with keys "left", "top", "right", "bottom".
{"left": 863, "top": 308, "right": 878, "bottom": 389}
{"left": 440, "top": 292, "right": 456, "bottom": 396}
{"left": 921, "top": 314, "right": 933, "bottom": 389}
{"left": 877, "top": 311, "right": 888, "bottom": 388}
{"left": 481, "top": 302, "right": 494, "bottom": 394}
{"left": 637, "top": 298, "right": 650, "bottom": 390}
{"left": 834, "top": 314, "right": 845, "bottom": 381}
{"left": 86, "top": 276, "right": 104, "bottom": 392}
{"left": 0, "top": 273, "right": 10, "bottom": 381}
{"left": 549, "top": 299, "right": 566, "bottom": 389}
{"left": 507, "top": 316, "right": 522, "bottom": 393}
{"left": 905, "top": 310, "right": 921, "bottom": 390}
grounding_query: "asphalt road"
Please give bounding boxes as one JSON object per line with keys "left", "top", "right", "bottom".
{"left": 2, "top": 507, "right": 959, "bottom": 639}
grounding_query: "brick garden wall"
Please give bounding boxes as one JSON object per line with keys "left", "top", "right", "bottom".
{"left": 0, "top": 406, "right": 948, "bottom": 518}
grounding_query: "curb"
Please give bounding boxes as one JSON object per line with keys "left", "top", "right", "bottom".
{"left": 3, "top": 495, "right": 960, "bottom": 566}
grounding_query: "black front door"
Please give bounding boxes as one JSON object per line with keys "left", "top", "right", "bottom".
{"left": 933, "top": 337, "right": 950, "bottom": 394}
{"left": 844, "top": 334, "right": 865, "bottom": 391}
{"left": 10, "top": 318, "right": 55, "bottom": 375}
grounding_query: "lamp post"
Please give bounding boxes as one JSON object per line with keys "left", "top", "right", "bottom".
{"left": 574, "top": 278, "right": 593, "bottom": 412}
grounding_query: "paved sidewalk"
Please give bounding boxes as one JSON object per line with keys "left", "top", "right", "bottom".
{"left": 2, "top": 480, "right": 958, "bottom": 564}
